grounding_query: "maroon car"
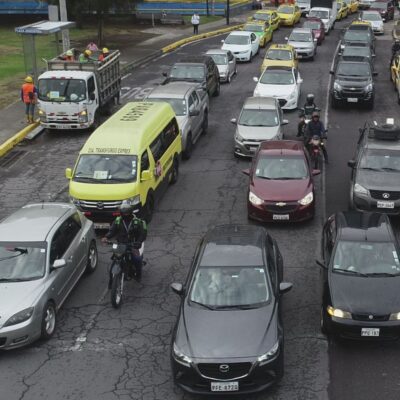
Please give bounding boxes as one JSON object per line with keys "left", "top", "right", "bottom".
{"left": 244, "top": 140, "right": 320, "bottom": 222}
{"left": 302, "top": 18, "right": 325, "bottom": 45}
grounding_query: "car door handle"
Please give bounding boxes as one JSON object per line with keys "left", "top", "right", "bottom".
{"left": 68, "top": 256, "right": 73, "bottom": 263}
{"left": 81, "top": 236, "right": 86, "bottom": 242}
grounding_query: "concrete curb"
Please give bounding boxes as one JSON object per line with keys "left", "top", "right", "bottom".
{"left": 0, "top": 121, "right": 40, "bottom": 158}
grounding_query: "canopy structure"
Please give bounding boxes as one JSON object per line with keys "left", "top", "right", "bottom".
{"left": 15, "top": 20, "right": 75, "bottom": 81}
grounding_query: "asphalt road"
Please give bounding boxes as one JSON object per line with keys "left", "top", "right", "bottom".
{"left": 0, "top": 13, "right": 398, "bottom": 400}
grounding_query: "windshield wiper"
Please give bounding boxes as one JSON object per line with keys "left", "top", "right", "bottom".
{"left": 380, "top": 167, "right": 400, "bottom": 172}
{"left": 106, "top": 177, "right": 131, "bottom": 182}
{"left": 190, "top": 300, "right": 217, "bottom": 310}
{"left": 360, "top": 167, "right": 381, "bottom": 171}
{"left": 276, "top": 177, "right": 298, "bottom": 180}
{"left": 0, "top": 278, "right": 30, "bottom": 282}
{"left": 0, "top": 248, "right": 28, "bottom": 261}
{"left": 364, "top": 272, "right": 398, "bottom": 277}
{"left": 255, "top": 175, "right": 272, "bottom": 180}
{"left": 214, "top": 304, "right": 261, "bottom": 310}
{"left": 334, "top": 269, "right": 368, "bottom": 277}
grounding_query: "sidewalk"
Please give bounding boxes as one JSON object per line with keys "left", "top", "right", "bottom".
{"left": 0, "top": 14, "right": 251, "bottom": 157}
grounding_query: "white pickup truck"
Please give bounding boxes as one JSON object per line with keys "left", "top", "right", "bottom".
{"left": 37, "top": 49, "right": 121, "bottom": 131}
{"left": 308, "top": 0, "right": 337, "bottom": 34}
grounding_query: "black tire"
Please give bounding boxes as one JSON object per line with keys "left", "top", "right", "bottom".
{"left": 202, "top": 111, "right": 209, "bottom": 135}
{"left": 170, "top": 157, "right": 179, "bottom": 184}
{"left": 111, "top": 271, "right": 124, "bottom": 309}
{"left": 144, "top": 193, "right": 155, "bottom": 223}
{"left": 92, "top": 110, "right": 100, "bottom": 131}
{"left": 321, "top": 305, "right": 329, "bottom": 335}
{"left": 182, "top": 133, "right": 193, "bottom": 160}
{"left": 41, "top": 301, "right": 56, "bottom": 340}
{"left": 227, "top": 73, "right": 231, "bottom": 83}
{"left": 234, "top": 65, "right": 238, "bottom": 75}
{"left": 85, "top": 240, "right": 98, "bottom": 274}
{"left": 213, "top": 81, "right": 220, "bottom": 97}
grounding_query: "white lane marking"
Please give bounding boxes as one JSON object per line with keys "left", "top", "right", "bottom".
{"left": 121, "top": 86, "right": 153, "bottom": 100}
{"left": 122, "top": 72, "right": 131, "bottom": 80}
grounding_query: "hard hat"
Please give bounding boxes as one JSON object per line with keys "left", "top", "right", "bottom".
{"left": 24, "top": 76, "right": 33, "bottom": 83}
{"left": 84, "top": 49, "right": 92, "bottom": 56}
{"left": 102, "top": 47, "right": 109, "bottom": 53}
{"left": 66, "top": 50, "right": 73, "bottom": 56}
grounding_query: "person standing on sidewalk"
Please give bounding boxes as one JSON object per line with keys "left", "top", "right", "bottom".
{"left": 191, "top": 12, "right": 200, "bottom": 35}
{"left": 20, "top": 76, "right": 37, "bottom": 124}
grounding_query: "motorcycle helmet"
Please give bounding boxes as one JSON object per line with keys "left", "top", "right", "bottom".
{"left": 119, "top": 200, "right": 133, "bottom": 217}
{"left": 306, "top": 93, "right": 314, "bottom": 105}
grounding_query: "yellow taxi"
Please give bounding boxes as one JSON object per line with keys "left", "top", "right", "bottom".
{"left": 277, "top": 4, "right": 301, "bottom": 26}
{"left": 336, "top": 0, "right": 349, "bottom": 20}
{"left": 242, "top": 21, "right": 273, "bottom": 47}
{"left": 260, "top": 43, "right": 298, "bottom": 73}
{"left": 348, "top": 0, "right": 359, "bottom": 14}
{"left": 248, "top": 10, "right": 280, "bottom": 31}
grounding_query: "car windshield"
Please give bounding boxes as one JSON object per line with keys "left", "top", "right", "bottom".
{"left": 38, "top": 79, "right": 86, "bottom": 102}
{"left": 333, "top": 241, "right": 400, "bottom": 276}
{"left": 360, "top": 149, "right": 400, "bottom": 171}
{"left": 208, "top": 54, "right": 228, "bottom": 65}
{"left": 255, "top": 156, "right": 308, "bottom": 179}
{"left": 371, "top": 2, "right": 386, "bottom": 8}
{"left": 303, "top": 21, "right": 321, "bottom": 29}
{"left": 225, "top": 34, "right": 250, "bottom": 45}
{"left": 73, "top": 154, "right": 138, "bottom": 183}
{"left": 239, "top": 109, "right": 279, "bottom": 127}
{"left": 244, "top": 24, "right": 264, "bottom": 32}
{"left": 170, "top": 65, "right": 205, "bottom": 80}
{"left": 190, "top": 266, "right": 269, "bottom": 308}
{"left": 344, "top": 30, "right": 371, "bottom": 41}
{"left": 362, "top": 12, "right": 382, "bottom": 20}
{"left": 266, "top": 49, "right": 292, "bottom": 60}
{"left": 148, "top": 97, "right": 187, "bottom": 116}
{"left": 253, "top": 13, "right": 270, "bottom": 21}
{"left": 260, "top": 70, "right": 294, "bottom": 84}
{"left": 290, "top": 32, "right": 312, "bottom": 42}
{"left": 342, "top": 47, "right": 371, "bottom": 58}
{"left": 310, "top": 10, "right": 329, "bottom": 19}
{"left": 0, "top": 242, "right": 46, "bottom": 281}
{"left": 337, "top": 62, "right": 371, "bottom": 76}
{"left": 278, "top": 6, "right": 294, "bottom": 13}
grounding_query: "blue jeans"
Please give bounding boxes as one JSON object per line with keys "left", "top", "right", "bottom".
{"left": 25, "top": 102, "right": 35, "bottom": 117}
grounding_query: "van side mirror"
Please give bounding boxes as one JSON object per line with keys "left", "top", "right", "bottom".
{"left": 281, "top": 119, "right": 289, "bottom": 125}
{"left": 373, "top": 71, "right": 378, "bottom": 76}
{"left": 230, "top": 118, "right": 237, "bottom": 124}
{"left": 89, "top": 92, "right": 96, "bottom": 101}
{"left": 253, "top": 77, "right": 259, "bottom": 82}
{"left": 348, "top": 160, "right": 356, "bottom": 168}
{"left": 52, "top": 259, "right": 66, "bottom": 269}
{"left": 279, "top": 282, "right": 293, "bottom": 294}
{"left": 65, "top": 168, "right": 72, "bottom": 179}
{"left": 312, "top": 169, "right": 321, "bottom": 176}
{"left": 171, "top": 282, "right": 184, "bottom": 296}
{"left": 141, "top": 170, "right": 152, "bottom": 181}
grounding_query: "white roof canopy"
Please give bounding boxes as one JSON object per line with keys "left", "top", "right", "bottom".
{"left": 15, "top": 20, "right": 75, "bottom": 35}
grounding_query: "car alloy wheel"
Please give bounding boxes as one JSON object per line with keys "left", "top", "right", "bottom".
{"left": 86, "top": 241, "right": 98, "bottom": 273}
{"left": 41, "top": 302, "right": 56, "bottom": 340}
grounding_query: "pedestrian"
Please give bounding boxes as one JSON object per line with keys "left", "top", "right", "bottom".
{"left": 191, "top": 12, "right": 200, "bottom": 35}
{"left": 21, "top": 76, "right": 37, "bottom": 124}
{"left": 98, "top": 47, "right": 110, "bottom": 62}
{"left": 79, "top": 49, "right": 92, "bottom": 63}
{"left": 86, "top": 42, "right": 98, "bottom": 51}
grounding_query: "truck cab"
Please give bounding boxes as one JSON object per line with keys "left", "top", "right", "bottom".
{"left": 308, "top": 0, "right": 337, "bottom": 34}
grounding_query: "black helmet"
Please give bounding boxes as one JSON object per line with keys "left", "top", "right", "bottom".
{"left": 306, "top": 94, "right": 314, "bottom": 105}
{"left": 312, "top": 111, "right": 320, "bottom": 119}
{"left": 119, "top": 200, "right": 133, "bottom": 217}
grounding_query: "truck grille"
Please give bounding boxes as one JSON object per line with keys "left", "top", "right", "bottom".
{"left": 370, "top": 190, "right": 400, "bottom": 201}
{"left": 197, "top": 362, "right": 252, "bottom": 380}
{"left": 79, "top": 200, "right": 122, "bottom": 211}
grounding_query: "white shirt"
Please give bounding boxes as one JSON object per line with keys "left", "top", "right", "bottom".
{"left": 191, "top": 14, "right": 200, "bottom": 25}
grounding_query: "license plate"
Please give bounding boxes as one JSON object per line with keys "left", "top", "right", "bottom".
{"left": 94, "top": 222, "right": 110, "bottom": 229}
{"left": 273, "top": 214, "right": 289, "bottom": 220}
{"left": 249, "top": 146, "right": 258, "bottom": 152}
{"left": 361, "top": 328, "right": 380, "bottom": 337}
{"left": 347, "top": 98, "right": 358, "bottom": 103}
{"left": 377, "top": 201, "right": 395, "bottom": 209}
{"left": 297, "top": 54, "right": 303, "bottom": 58}
{"left": 55, "top": 124, "right": 71, "bottom": 129}
{"left": 211, "top": 381, "right": 239, "bottom": 392}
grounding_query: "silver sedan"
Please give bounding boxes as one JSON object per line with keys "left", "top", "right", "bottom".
{"left": 0, "top": 203, "right": 98, "bottom": 350}
{"left": 206, "top": 49, "right": 237, "bottom": 83}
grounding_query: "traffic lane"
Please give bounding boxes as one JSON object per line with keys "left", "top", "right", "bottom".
{"left": 326, "top": 19, "right": 400, "bottom": 400}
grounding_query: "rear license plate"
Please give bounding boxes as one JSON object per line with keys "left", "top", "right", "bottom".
{"left": 347, "top": 98, "right": 358, "bottom": 103}
{"left": 361, "top": 328, "right": 380, "bottom": 337}
{"left": 94, "top": 222, "right": 110, "bottom": 229}
{"left": 273, "top": 214, "right": 289, "bottom": 220}
{"left": 377, "top": 201, "right": 395, "bottom": 209}
{"left": 211, "top": 382, "right": 239, "bottom": 392}
{"left": 55, "top": 124, "right": 71, "bottom": 129}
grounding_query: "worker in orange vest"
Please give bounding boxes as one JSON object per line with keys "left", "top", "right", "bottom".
{"left": 98, "top": 47, "right": 110, "bottom": 62}
{"left": 20, "top": 76, "right": 37, "bottom": 124}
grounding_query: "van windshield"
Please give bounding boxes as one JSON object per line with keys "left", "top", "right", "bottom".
{"left": 73, "top": 155, "right": 138, "bottom": 183}
{"left": 38, "top": 79, "right": 86, "bottom": 102}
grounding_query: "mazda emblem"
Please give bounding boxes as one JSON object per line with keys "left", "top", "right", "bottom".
{"left": 368, "top": 315, "right": 373, "bottom": 320}
{"left": 219, "top": 364, "right": 230, "bottom": 373}
{"left": 97, "top": 202, "right": 104, "bottom": 210}
{"left": 382, "top": 193, "right": 390, "bottom": 199}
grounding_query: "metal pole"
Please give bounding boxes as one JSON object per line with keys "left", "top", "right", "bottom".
{"left": 206, "top": 0, "right": 209, "bottom": 16}
{"left": 59, "top": 0, "right": 70, "bottom": 51}
{"left": 32, "top": 35, "right": 38, "bottom": 82}
{"left": 226, "top": 0, "right": 230, "bottom": 25}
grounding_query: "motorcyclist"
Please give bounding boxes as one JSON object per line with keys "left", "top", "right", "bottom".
{"left": 101, "top": 200, "right": 147, "bottom": 281}
{"left": 297, "top": 94, "right": 319, "bottom": 137}
{"left": 304, "top": 112, "right": 329, "bottom": 163}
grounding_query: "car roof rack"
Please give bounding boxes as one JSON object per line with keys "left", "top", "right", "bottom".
{"left": 365, "top": 120, "right": 400, "bottom": 140}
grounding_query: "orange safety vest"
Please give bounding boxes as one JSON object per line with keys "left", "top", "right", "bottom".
{"left": 22, "top": 83, "right": 35, "bottom": 103}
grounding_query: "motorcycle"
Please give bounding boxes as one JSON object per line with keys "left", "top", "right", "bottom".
{"left": 298, "top": 107, "right": 321, "bottom": 136}
{"left": 107, "top": 241, "right": 144, "bottom": 308}
{"left": 308, "top": 132, "right": 327, "bottom": 169}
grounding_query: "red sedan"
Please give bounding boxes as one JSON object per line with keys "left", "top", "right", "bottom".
{"left": 244, "top": 140, "right": 320, "bottom": 222}
{"left": 302, "top": 18, "right": 325, "bottom": 45}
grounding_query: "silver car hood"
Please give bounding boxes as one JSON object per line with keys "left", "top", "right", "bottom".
{"left": 288, "top": 40, "right": 314, "bottom": 49}
{"left": 0, "top": 279, "right": 45, "bottom": 327}
{"left": 216, "top": 64, "right": 229, "bottom": 75}
{"left": 237, "top": 124, "right": 280, "bottom": 140}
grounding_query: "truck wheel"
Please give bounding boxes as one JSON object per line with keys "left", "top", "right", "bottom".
{"left": 92, "top": 111, "right": 100, "bottom": 131}
{"left": 182, "top": 133, "right": 193, "bottom": 160}
{"left": 144, "top": 193, "right": 155, "bottom": 223}
{"left": 170, "top": 157, "right": 179, "bottom": 184}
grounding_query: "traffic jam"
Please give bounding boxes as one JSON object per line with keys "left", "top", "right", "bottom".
{"left": 1, "top": 0, "right": 400, "bottom": 398}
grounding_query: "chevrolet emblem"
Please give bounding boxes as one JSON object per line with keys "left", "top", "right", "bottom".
{"left": 276, "top": 202, "right": 286, "bottom": 207}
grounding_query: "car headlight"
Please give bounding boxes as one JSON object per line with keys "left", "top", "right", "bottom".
{"left": 249, "top": 191, "right": 263, "bottom": 206}
{"left": 173, "top": 343, "right": 192, "bottom": 367}
{"left": 365, "top": 83, "right": 373, "bottom": 92}
{"left": 70, "top": 196, "right": 81, "bottom": 206}
{"left": 78, "top": 109, "right": 88, "bottom": 123}
{"left": 257, "top": 341, "right": 279, "bottom": 366}
{"left": 298, "top": 192, "right": 314, "bottom": 206}
{"left": 235, "top": 131, "right": 244, "bottom": 143}
{"left": 4, "top": 307, "right": 34, "bottom": 327}
{"left": 334, "top": 82, "right": 342, "bottom": 91}
{"left": 38, "top": 108, "right": 47, "bottom": 122}
{"left": 327, "top": 305, "right": 352, "bottom": 319}
{"left": 38, "top": 109, "right": 45, "bottom": 116}
{"left": 126, "top": 195, "right": 140, "bottom": 206}
{"left": 389, "top": 312, "right": 400, "bottom": 320}
{"left": 354, "top": 183, "right": 368, "bottom": 195}
{"left": 340, "top": 44, "right": 345, "bottom": 50}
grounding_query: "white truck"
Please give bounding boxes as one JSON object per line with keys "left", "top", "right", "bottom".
{"left": 297, "top": 0, "right": 311, "bottom": 15}
{"left": 37, "top": 49, "right": 121, "bottom": 131}
{"left": 308, "top": 0, "right": 337, "bottom": 34}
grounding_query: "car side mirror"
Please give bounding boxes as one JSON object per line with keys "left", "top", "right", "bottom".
{"left": 141, "top": 170, "right": 152, "bottom": 181}
{"left": 65, "top": 167, "right": 72, "bottom": 179}
{"left": 171, "top": 282, "right": 184, "bottom": 296}
{"left": 348, "top": 160, "right": 356, "bottom": 168}
{"left": 162, "top": 72, "right": 167, "bottom": 77}
{"left": 285, "top": 36, "right": 289, "bottom": 41}
{"left": 279, "top": 282, "right": 293, "bottom": 294}
{"left": 305, "top": 13, "right": 309, "bottom": 17}
{"left": 373, "top": 71, "right": 378, "bottom": 76}
{"left": 189, "top": 109, "right": 200, "bottom": 117}
{"left": 253, "top": 77, "right": 259, "bottom": 82}
{"left": 316, "top": 259, "right": 327, "bottom": 269}
{"left": 372, "top": 54, "right": 376, "bottom": 58}
{"left": 329, "top": 70, "right": 334, "bottom": 75}
{"left": 242, "top": 168, "right": 250, "bottom": 176}
{"left": 221, "top": 39, "right": 225, "bottom": 43}
{"left": 312, "top": 169, "right": 321, "bottom": 176}
{"left": 230, "top": 118, "right": 237, "bottom": 124}
{"left": 281, "top": 119, "right": 289, "bottom": 125}
{"left": 297, "top": 78, "right": 303, "bottom": 84}
{"left": 314, "top": 38, "right": 318, "bottom": 42}
{"left": 53, "top": 259, "right": 66, "bottom": 269}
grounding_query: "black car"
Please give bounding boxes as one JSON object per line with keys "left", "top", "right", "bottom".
{"left": 330, "top": 60, "right": 376, "bottom": 109}
{"left": 348, "top": 121, "right": 400, "bottom": 214}
{"left": 318, "top": 211, "right": 400, "bottom": 340}
{"left": 339, "top": 28, "right": 375, "bottom": 54}
{"left": 162, "top": 56, "right": 220, "bottom": 97}
{"left": 170, "top": 224, "right": 292, "bottom": 395}
{"left": 340, "top": 45, "right": 375, "bottom": 65}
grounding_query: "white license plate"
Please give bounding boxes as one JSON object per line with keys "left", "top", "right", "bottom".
{"left": 361, "top": 328, "right": 380, "bottom": 337}
{"left": 347, "top": 98, "right": 358, "bottom": 103}
{"left": 55, "top": 124, "right": 71, "bottom": 129}
{"left": 94, "top": 222, "right": 110, "bottom": 229}
{"left": 249, "top": 146, "right": 259, "bottom": 152}
{"left": 211, "top": 381, "right": 239, "bottom": 392}
{"left": 377, "top": 201, "right": 395, "bottom": 209}
{"left": 273, "top": 214, "right": 289, "bottom": 220}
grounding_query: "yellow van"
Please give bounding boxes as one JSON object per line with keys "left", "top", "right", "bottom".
{"left": 66, "top": 101, "right": 182, "bottom": 226}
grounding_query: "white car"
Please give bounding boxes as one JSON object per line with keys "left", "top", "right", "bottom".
{"left": 221, "top": 31, "right": 260, "bottom": 62}
{"left": 253, "top": 66, "right": 303, "bottom": 110}
{"left": 359, "top": 11, "right": 384, "bottom": 35}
